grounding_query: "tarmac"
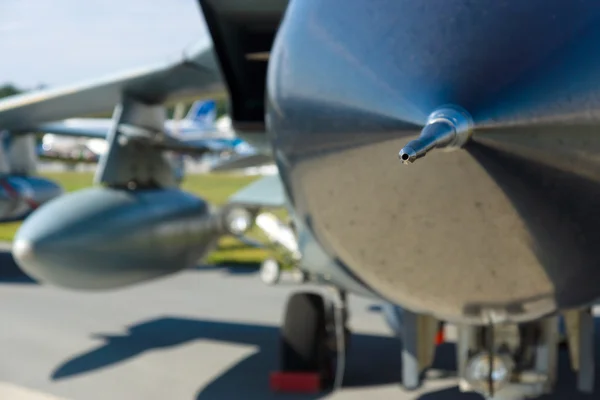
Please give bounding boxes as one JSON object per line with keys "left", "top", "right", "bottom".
{"left": 0, "top": 241, "right": 599, "bottom": 399}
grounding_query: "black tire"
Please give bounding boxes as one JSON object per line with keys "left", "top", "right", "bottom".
{"left": 280, "top": 292, "right": 331, "bottom": 379}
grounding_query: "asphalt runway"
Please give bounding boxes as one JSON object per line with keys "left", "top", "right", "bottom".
{"left": 1, "top": 245, "right": 600, "bottom": 400}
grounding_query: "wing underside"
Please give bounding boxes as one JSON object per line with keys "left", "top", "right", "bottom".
{"left": 35, "top": 119, "right": 112, "bottom": 139}
{"left": 0, "top": 41, "right": 226, "bottom": 132}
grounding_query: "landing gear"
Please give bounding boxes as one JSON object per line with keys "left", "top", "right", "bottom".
{"left": 260, "top": 258, "right": 281, "bottom": 285}
{"left": 457, "top": 307, "right": 595, "bottom": 399}
{"left": 254, "top": 212, "right": 305, "bottom": 286}
{"left": 457, "top": 320, "right": 557, "bottom": 399}
{"left": 280, "top": 292, "right": 332, "bottom": 378}
{"left": 279, "top": 290, "right": 350, "bottom": 389}
{"left": 291, "top": 268, "right": 308, "bottom": 284}
{"left": 259, "top": 257, "right": 308, "bottom": 286}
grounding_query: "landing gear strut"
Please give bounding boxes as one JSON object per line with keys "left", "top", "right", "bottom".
{"left": 259, "top": 257, "right": 308, "bottom": 286}
{"left": 255, "top": 212, "right": 309, "bottom": 286}
{"left": 259, "top": 258, "right": 281, "bottom": 286}
{"left": 457, "top": 307, "right": 595, "bottom": 399}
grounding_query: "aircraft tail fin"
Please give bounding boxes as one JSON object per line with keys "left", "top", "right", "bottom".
{"left": 185, "top": 100, "right": 217, "bottom": 125}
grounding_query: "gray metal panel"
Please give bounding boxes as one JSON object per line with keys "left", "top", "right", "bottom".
{"left": 94, "top": 97, "right": 177, "bottom": 188}
{"left": 227, "top": 174, "right": 285, "bottom": 208}
{"left": 267, "top": 0, "right": 600, "bottom": 324}
{"left": 295, "top": 217, "right": 379, "bottom": 300}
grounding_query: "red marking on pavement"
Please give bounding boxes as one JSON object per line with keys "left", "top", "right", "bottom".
{"left": 435, "top": 322, "right": 445, "bottom": 345}
{"left": 269, "top": 372, "right": 322, "bottom": 393}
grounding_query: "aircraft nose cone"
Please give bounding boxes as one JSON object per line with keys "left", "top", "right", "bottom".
{"left": 12, "top": 212, "right": 93, "bottom": 288}
{"left": 12, "top": 235, "right": 69, "bottom": 286}
{"left": 12, "top": 239, "right": 34, "bottom": 264}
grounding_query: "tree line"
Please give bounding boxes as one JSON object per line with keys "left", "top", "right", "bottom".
{"left": 0, "top": 84, "right": 23, "bottom": 99}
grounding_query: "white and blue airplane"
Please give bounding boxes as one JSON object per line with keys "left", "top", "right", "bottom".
{"left": 35, "top": 98, "right": 274, "bottom": 177}
{"left": 38, "top": 99, "right": 246, "bottom": 158}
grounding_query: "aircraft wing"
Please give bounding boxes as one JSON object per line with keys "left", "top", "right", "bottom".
{"left": 0, "top": 40, "right": 226, "bottom": 132}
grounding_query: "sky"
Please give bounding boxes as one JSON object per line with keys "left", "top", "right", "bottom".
{"left": 0, "top": 0, "right": 209, "bottom": 89}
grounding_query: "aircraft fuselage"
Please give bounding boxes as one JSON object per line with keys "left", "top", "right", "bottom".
{"left": 267, "top": 0, "right": 600, "bottom": 324}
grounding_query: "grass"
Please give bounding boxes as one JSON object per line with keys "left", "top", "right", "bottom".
{"left": 0, "top": 171, "right": 285, "bottom": 266}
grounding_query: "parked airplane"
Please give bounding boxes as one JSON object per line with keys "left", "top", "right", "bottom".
{"left": 4, "top": 1, "right": 599, "bottom": 399}
{"left": 39, "top": 100, "right": 232, "bottom": 157}
{"left": 37, "top": 98, "right": 273, "bottom": 174}
{"left": 39, "top": 135, "right": 100, "bottom": 164}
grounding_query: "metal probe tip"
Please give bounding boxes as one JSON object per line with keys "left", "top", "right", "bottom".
{"left": 398, "top": 147, "right": 417, "bottom": 164}
{"left": 398, "top": 105, "right": 473, "bottom": 166}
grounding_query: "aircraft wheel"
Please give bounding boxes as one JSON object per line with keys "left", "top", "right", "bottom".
{"left": 280, "top": 292, "right": 333, "bottom": 381}
{"left": 260, "top": 258, "right": 281, "bottom": 285}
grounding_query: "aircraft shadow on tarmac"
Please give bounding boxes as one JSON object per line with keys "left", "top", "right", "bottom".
{"left": 0, "top": 249, "right": 36, "bottom": 284}
{"left": 48, "top": 315, "right": 600, "bottom": 400}
{"left": 49, "top": 316, "right": 446, "bottom": 399}
{"left": 4, "top": 247, "right": 600, "bottom": 399}
{"left": 49, "top": 315, "right": 600, "bottom": 400}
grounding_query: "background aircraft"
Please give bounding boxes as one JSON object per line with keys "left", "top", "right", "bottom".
{"left": 0, "top": 130, "right": 63, "bottom": 222}
{"left": 38, "top": 100, "right": 236, "bottom": 159}
{"left": 4, "top": 1, "right": 598, "bottom": 399}
{"left": 38, "top": 135, "right": 101, "bottom": 164}
{"left": 36, "top": 98, "right": 274, "bottom": 175}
